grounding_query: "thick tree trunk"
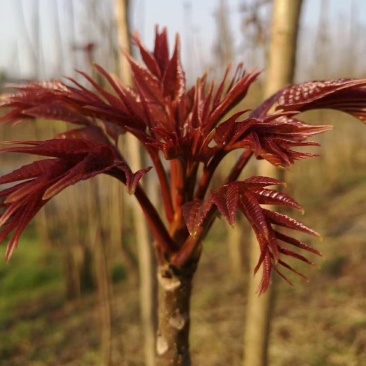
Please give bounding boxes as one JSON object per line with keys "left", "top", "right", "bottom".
{"left": 156, "top": 264, "right": 195, "bottom": 366}
{"left": 263, "top": 0, "right": 303, "bottom": 97}
{"left": 243, "top": 1, "right": 303, "bottom": 366}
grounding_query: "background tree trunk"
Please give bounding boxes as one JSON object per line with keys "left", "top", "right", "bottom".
{"left": 243, "top": 1, "right": 303, "bottom": 366}
{"left": 156, "top": 264, "right": 195, "bottom": 366}
{"left": 114, "top": 1, "right": 157, "bottom": 365}
{"left": 88, "top": 180, "right": 114, "bottom": 366}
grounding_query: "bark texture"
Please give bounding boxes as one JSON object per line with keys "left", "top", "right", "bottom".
{"left": 243, "top": 1, "right": 303, "bottom": 366}
{"left": 156, "top": 265, "right": 194, "bottom": 366}
{"left": 263, "top": 0, "right": 303, "bottom": 97}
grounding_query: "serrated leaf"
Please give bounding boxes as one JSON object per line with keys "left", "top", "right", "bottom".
{"left": 210, "top": 190, "right": 231, "bottom": 222}
{"left": 239, "top": 190, "right": 270, "bottom": 240}
{"left": 276, "top": 79, "right": 366, "bottom": 123}
{"left": 208, "top": 66, "right": 259, "bottom": 127}
{"left": 133, "top": 32, "right": 161, "bottom": 78}
{"left": 263, "top": 209, "right": 320, "bottom": 237}
{"left": 244, "top": 176, "right": 285, "bottom": 187}
{"left": 4, "top": 194, "right": 47, "bottom": 261}
{"left": 277, "top": 79, "right": 366, "bottom": 108}
{"left": 26, "top": 103, "right": 92, "bottom": 125}
{"left": 256, "top": 251, "right": 272, "bottom": 294}
{"left": 153, "top": 27, "right": 170, "bottom": 74}
{"left": 56, "top": 126, "right": 111, "bottom": 144}
{"left": 0, "top": 139, "right": 95, "bottom": 158}
{"left": 0, "top": 138, "right": 139, "bottom": 259}
{"left": 163, "top": 34, "right": 186, "bottom": 102}
{"left": 274, "top": 231, "right": 322, "bottom": 256}
{"left": 278, "top": 245, "right": 316, "bottom": 266}
{"left": 225, "top": 183, "right": 240, "bottom": 224}
{"left": 197, "top": 179, "right": 321, "bottom": 293}
{"left": 251, "top": 188, "right": 303, "bottom": 211}
{"left": 128, "top": 55, "right": 164, "bottom": 103}
{"left": 182, "top": 199, "right": 204, "bottom": 236}
{"left": 43, "top": 153, "right": 117, "bottom": 200}
{"left": 0, "top": 159, "right": 56, "bottom": 185}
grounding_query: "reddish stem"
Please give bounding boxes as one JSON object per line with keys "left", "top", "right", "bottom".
{"left": 194, "top": 151, "right": 226, "bottom": 200}
{"left": 170, "top": 158, "right": 185, "bottom": 211}
{"left": 108, "top": 169, "right": 178, "bottom": 254}
{"left": 149, "top": 150, "right": 174, "bottom": 222}
{"left": 170, "top": 207, "right": 216, "bottom": 268}
{"left": 134, "top": 185, "right": 179, "bottom": 252}
{"left": 172, "top": 150, "right": 253, "bottom": 267}
{"left": 226, "top": 149, "right": 253, "bottom": 183}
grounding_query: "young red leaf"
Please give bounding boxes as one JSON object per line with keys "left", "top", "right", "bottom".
{"left": 249, "top": 188, "right": 303, "bottom": 211}
{"left": 0, "top": 137, "right": 152, "bottom": 258}
{"left": 127, "top": 55, "right": 165, "bottom": 104}
{"left": 1, "top": 193, "right": 47, "bottom": 261}
{"left": 182, "top": 178, "right": 321, "bottom": 292}
{"left": 182, "top": 199, "right": 205, "bottom": 237}
{"left": 163, "top": 34, "right": 186, "bottom": 102}
{"left": 132, "top": 32, "right": 162, "bottom": 78}
{"left": 263, "top": 209, "right": 320, "bottom": 237}
{"left": 0, "top": 159, "right": 56, "bottom": 185}
{"left": 56, "top": 126, "right": 111, "bottom": 145}
{"left": 274, "top": 79, "right": 366, "bottom": 122}
{"left": 274, "top": 231, "right": 322, "bottom": 257}
{"left": 208, "top": 66, "right": 260, "bottom": 128}
{"left": 277, "top": 79, "right": 366, "bottom": 109}
{"left": 25, "top": 103, "right": 93, "bottom": 125}
{"left": 153, "top": 27, "right": 170, "bottom": 75}
{"left": 243, "top": 175, "right": 285, "bottom": 187}
{"left": 211, "top": 112, "right": 332, "bottom": 167}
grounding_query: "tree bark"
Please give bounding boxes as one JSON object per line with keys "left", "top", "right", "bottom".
{"left": 263, "top": 0, "right": 303, "bottom": 98}
{"left": 156, "top": 264, "right": 195, "bottom": 366}
{"left": 114, "top": 0, "right": 132, "bottom": 85}
{"left": 243, "top": 1, "right": 303, "bottom": 366}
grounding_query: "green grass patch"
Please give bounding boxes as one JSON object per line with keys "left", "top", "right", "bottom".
{"left": 0, "top": 235, "right": 65, "bottom": 364}
{"left": 0, "top": 236, "right": 63, "bottom": 326}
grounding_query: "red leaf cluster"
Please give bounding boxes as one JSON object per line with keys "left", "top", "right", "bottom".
{"left": 1, "top": 27, "right": 366, "bottom": 292}
{"left": 0, "top": 138, "right": 149, "bottom": 259}
{"left": 213, "top": 112, "right": 332, "bottom": 166}
{"left": 182, "top": 177, "right": 321, "bottom": 293}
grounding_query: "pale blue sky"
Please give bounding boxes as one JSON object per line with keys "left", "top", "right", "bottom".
{"left": 0, "top": 0, "right": 365, "bottom": 80}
